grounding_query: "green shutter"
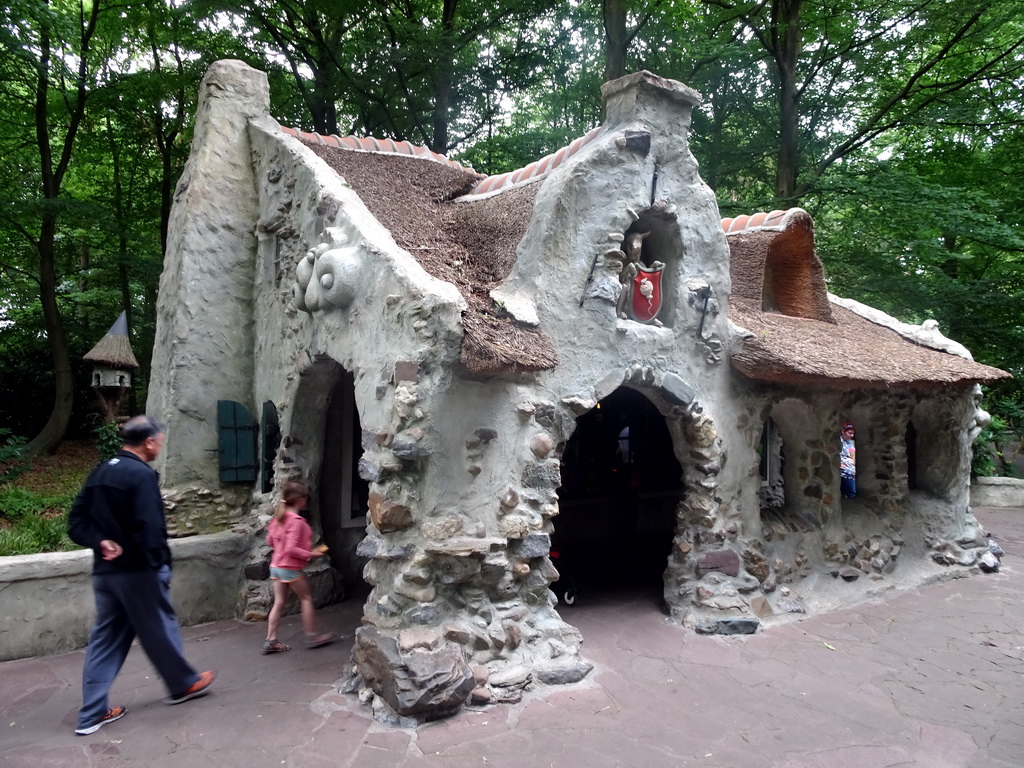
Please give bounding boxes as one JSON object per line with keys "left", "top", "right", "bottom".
{"left": 217, "top": 400, "right": 258, "bottom": 484}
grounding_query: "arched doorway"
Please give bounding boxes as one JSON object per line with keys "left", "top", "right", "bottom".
{"left": 554, "top": 387, "right": 683, "bottom": 604}
{"left": 289, "top": 357, "right": 369, "bottom": 588}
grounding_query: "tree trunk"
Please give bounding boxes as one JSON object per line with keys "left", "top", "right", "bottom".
{"left": 603, "top": 0, "right": 628, "bottom": 83}
{"left": 773, "top": 0, "right": 803, "bottom": 200}
{"left": 311, "top": 63, "right": 339, "bottom": 136}
{"left": 430, "top": 0, "right": 460, "bottom": 153}
{"left": 25, "top": 0, "right": 100, "bottom": 454}
{"left": 27, "top": 217, "right": 75, "bottom": 455}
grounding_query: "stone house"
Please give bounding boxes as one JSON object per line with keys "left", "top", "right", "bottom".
{"left": 147, "top": 61, "right": 1009, "bottom": 720}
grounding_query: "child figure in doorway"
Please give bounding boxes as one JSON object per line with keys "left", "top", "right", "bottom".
{"left": 840, "top": 423, "right": 857, "bottom": 498}
{"left": 262, "top": 481, "right": 334, "bottom": 653}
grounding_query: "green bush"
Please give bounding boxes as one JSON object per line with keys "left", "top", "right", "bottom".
{"left": 972, "top": 415, "right": 1009, "bottom": 478}
{"left": 96, "top": 421, "right": 122, "bottom": 462}
{"left": 0, "top": 429, "right": 29, "bottom": 484}
{"left": 0, "top": 486, "right": 82, "bottom": 555}
{"left": 0, "top": 510, "right": 77, "bottom": 556}
{"left": 0, "top": 486, "right": 75, "bottom": 518}
{"left": 0, "top": 487, "right": 46, "bottom": 520}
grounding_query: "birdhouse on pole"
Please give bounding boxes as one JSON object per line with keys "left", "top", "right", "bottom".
{"left": 83, "top": 311, "right": 139, "bottom": 422}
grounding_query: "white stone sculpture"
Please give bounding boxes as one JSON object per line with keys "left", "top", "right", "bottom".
{"left": 295, "top": 226, "right": 367, "bottom": 313}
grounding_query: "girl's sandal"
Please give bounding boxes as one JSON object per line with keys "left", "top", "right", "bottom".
{"left": 305, "top": 633, "right": 335, "bottom": 649}
{"left": 261, "top": 639, "right": 290, "bottom": 654}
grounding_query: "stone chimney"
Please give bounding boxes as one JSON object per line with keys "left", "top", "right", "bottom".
{"left": 148, "top": 60, "right": 269, "bottom": 486}
{"left": 601, "top": 70, "right": 702, "bottom": 132}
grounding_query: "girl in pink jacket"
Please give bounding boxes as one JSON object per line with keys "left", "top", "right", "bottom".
{"left": 262, "top": 481, "right": 333, "bottom": 652}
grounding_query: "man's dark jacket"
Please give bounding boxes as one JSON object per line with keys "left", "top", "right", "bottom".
{"left": 68, "top": 450, "right": 172, "bottom": 573}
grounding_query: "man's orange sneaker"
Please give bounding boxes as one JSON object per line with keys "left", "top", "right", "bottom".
{"left": 75, "top": 706, "right": 127, "bottom": 735}
{"left": 164, "top": 670, "right": 216, "bottom": 705}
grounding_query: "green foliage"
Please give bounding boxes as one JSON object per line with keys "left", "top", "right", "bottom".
{"left": 0, "top": 487, "right": 44, "bottom": 520}
{"left": 972, "top": 415, "right": 1010, "bottom": 479}
{"left": 96, "top": 421, "right": 122, "bottom": 462}
{"left": 0, "top": 509, "right": 77, "bottom": 556}
{"left": 0, "top": 429, "right": 29, "bottom": 485}
{"left": 0, "top": 0, "right": 1022, "bottom": 459}
{"left": 0, "top": 486, "right": 75, "bottom": 520}
{"left": 456, "top": 127, "right": 585, "bottom": 176}
{"left": 0, "top": 482, "right": 80, "bottom": 555}
{"left": 976, "top": 386, "right": 1024, "bottom": 477}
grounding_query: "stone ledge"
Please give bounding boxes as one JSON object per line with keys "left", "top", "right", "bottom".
{"left": 0, "top": 531, "right": 251, "bottom": 661}
{"left": 971, "top": 477, "right": 1024, "bottom": 508}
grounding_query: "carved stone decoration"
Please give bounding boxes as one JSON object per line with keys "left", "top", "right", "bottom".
{"left": 696, "top": 336, "right": 723, "bottom": 365}
{"left": 619, "top": 262, "right": 666, "bottom": 324}
{"left": 294, "top": 226, "right": 366, "bottom": 313}
{"left": 968, "top": 383, "right": 991, "bottom": 443}
{"left": 615, "top": 230, "right": 669, "bottom": 324}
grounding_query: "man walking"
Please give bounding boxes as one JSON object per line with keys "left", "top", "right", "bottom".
{"left": 68, "top": 415, "right": 215, "bottom": 735}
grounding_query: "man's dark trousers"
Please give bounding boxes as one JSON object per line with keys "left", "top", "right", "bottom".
{"left": 78, "top": 564, "right": 198, "bottom": 728}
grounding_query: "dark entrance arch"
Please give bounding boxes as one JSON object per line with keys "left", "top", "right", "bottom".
{"left": 319, "top": 367, "right": 370, "bottom": 575}
{"left": 554, "top": 387, "right": 683, "bottom": 604}
{"left": 289, "top": 357, "right": 369, "bottom": 588}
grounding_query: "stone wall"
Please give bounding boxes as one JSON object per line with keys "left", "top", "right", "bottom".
{"left": 163, "top": 486, "right": 252, "bottom": 536}
{"left": 971, "top": 477, "right": 1024, "bottom": 508}
{"left": 0, "top": 532, "right": 250, "bottom": 662}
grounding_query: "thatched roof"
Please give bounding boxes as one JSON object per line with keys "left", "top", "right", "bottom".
{"left": 726, "top": 210, "right": 1010, "bottom": 388}
{"left": 296, "top": 133, "right": 1008, "bottom": 389}
{"left": 302, "top": 140, "right": 558, "bottom": 374}
{"left": 83, "top": 312, "right": 139, "bottom": 368}
{"left": 730, "top": 299, "right": 1009, "bottom": 388}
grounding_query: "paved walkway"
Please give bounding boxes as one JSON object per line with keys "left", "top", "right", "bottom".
{"left": 3, "top": 508, "right": 1022, "bottom": 767}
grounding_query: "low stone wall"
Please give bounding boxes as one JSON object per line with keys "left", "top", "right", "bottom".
{"left": 0, "top": 531, "right": 251, "bottom": 662}
{"left": 971, "top": 477, "right": 1024, "bottom": 508}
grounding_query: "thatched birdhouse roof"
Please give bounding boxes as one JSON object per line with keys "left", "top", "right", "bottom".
{"left": 83, "top": 311, "right": 139, "bottom": 369}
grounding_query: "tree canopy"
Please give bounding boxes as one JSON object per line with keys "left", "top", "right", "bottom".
{"left": 1, "top": 0, "right": 1021, "bottom": 454}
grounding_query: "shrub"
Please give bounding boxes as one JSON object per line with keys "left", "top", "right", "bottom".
{"left": 972, "top": 415, "right": 1009, "bottom": 478}
{"left": 0, "top": 487, "right": 49, "bottom": 520}
{"left": 96, "top": 421, "right": 122, "bottom": 462}
{"left": 0, "top": 486, "right": 81, "bottom": 555}
{"left": 0, "top": 510, "right": 76, "bottom": 556}
{"left": 0, "top": 429, "right": 29, "bottom": 484}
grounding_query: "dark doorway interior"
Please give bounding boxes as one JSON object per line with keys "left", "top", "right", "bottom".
{"left": 905, "top": 421, "right": 918, "bottom": 490}
{"left": 319, "top": 366, "right": 370, "bottom": 579}
{"left": 554, "top": 387, "right": 683, "bottom": 604}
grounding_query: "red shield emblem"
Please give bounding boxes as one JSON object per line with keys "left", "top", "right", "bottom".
{"left": 628, "top": 263, "right": 665, "bottom": 323}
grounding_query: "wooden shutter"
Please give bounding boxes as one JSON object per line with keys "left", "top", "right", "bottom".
{"left": 217, "top": 400, "right": 258, "bottom": 484}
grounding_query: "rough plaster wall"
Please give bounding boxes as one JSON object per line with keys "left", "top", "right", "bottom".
{"left": 478, "top": 78, "right": 755, "bottom": 628}
{"left": 241, "top": 115, "right": 470, "bottom": 594}
{"left": 235, "top": 74, "right": 751, "bottom": 672}
{"left": 246, "top": 126, "right": 465, "bottom": 459}
{"left": 245, "top": 116, "right": 466, "bottom": 416}
{"left": 496, "top": 74, "right": 736, "bottom": 468}
{"left": 148, "top": 60, "right": 266, "bottom": 487}
{"left": 909, "top": 388, "right": 978, "bottom": 537}
{"left": 246, "top": 114, "right": 483, "bottom": 573}
{"left": 718, "top": 384, "right": 982, "bottom": 614}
